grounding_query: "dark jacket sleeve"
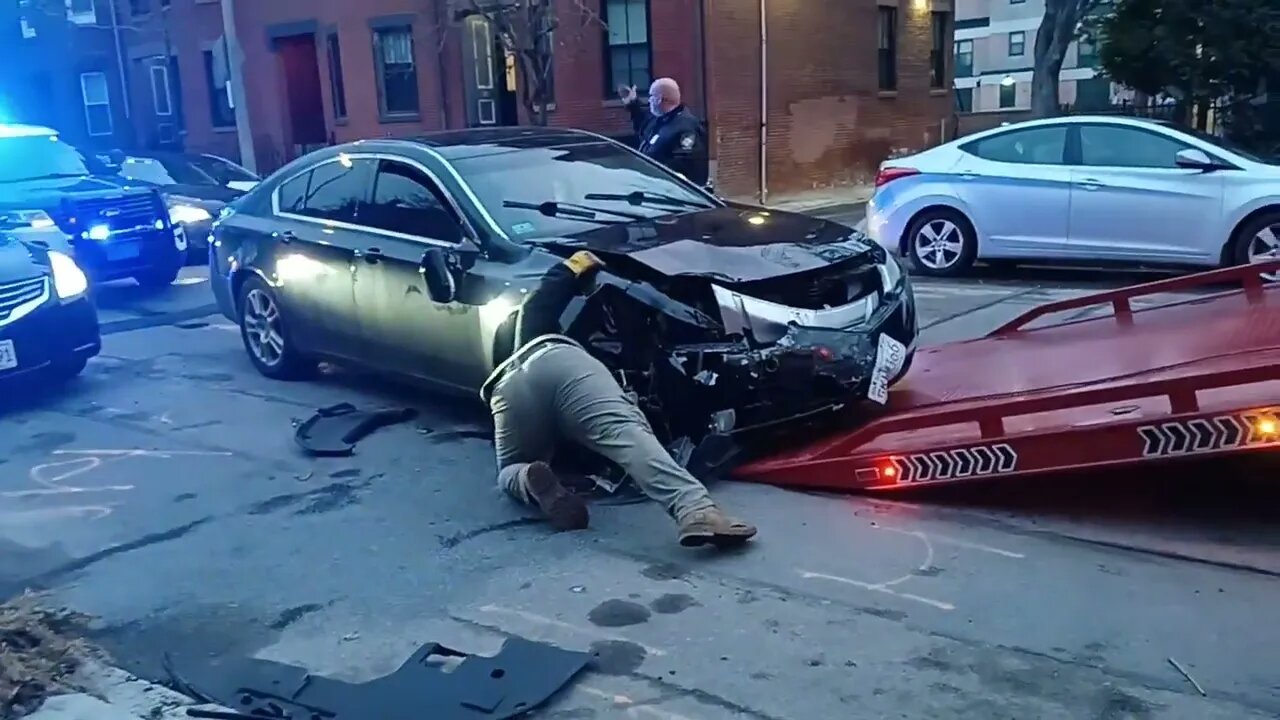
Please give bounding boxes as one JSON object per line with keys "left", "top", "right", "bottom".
{"left": 667, "top": 116, "right": 710, "bottom": 186}
{"left": 512, "top": 263, "right": 583, "bottom": 351}
{"left": 624, "top": 99, "right": 649, "bottom": 141}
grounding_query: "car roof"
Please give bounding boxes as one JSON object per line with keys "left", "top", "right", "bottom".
{"left": 959, "top": 114, "right": 1180, "bottom": 143}
{"left": 0, "top": 123, "right": 57, "bottom": 139}
{"left": 365, "top": 126, "right": 612, "bottom": 160}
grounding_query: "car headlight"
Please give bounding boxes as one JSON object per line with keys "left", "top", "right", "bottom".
{"left": 168, "top": 203, "right": 213, "bottom": 225}
{"left": 48, "top": 250, "right": 88, "bottom": 299}
{"left": 878, "top": 253, "right": 903, "bottom": 290}
{"left": 0, "top": 209, "right": 56, "bottom": 230}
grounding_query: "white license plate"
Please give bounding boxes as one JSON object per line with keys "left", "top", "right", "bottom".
{"left": 867, "top": 333, "right": 908, "bottom": 405}
{"left": 0, "top": 339, "right": 17, "bottom": 372}
{"left": 106, "top": 243, "right": 140, "bottom": 261}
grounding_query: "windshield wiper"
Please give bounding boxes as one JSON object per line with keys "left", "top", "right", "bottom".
{"left": 0, "top": 172, "right": 88, "bottom": 184}
{"left": 583, "top": 190, "right": 711, "bottom": 209}
{"left": 501, "top": 200, "right": 646, "bottom": 223}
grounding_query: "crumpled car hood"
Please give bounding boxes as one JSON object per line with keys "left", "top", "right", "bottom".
{"left": 544, "top": 206, "right": 879, "bottom": 282}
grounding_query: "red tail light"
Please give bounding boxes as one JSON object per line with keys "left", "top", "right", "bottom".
{"left": 875, "top": 166, "right": 920, "bottom": 188}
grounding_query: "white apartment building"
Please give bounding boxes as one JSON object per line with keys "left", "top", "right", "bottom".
{"left": 954, "top": 0, "right": 1113, "bottom": 113}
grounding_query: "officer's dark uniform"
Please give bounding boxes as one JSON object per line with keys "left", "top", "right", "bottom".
{"left": 624, "top": 100, "right": 709, "bottom": 186}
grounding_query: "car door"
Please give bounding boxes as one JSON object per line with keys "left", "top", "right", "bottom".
{"left": 952, "top": 124, "right": 1072, "bottom": 257}
{"left": 271, "top": 156, "right": 374, "bottom": 359}
{"left": 1066, "top": 123, "right": 1225, "bottom": 262}
{"left": 352, "top": 157, "right": 491, "bottom": 390}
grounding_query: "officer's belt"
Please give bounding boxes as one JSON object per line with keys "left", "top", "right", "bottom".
{"left": 479, "top": 334, "right": 584, "bottom": 403}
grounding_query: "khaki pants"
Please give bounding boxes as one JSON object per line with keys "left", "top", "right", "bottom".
{"left": 490, "top": 343, "right": 715, "bottom": 522}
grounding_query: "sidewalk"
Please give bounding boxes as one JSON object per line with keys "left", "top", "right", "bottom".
{"left": 729, "top": 184, "right": 875, "bottom": 214}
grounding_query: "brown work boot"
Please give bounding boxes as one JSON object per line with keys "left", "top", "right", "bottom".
{"left": 677, "top": 506, "right": 757, "bottom": 548}
{"left": 524, "top": 462, "right": 589, "bottom": 532}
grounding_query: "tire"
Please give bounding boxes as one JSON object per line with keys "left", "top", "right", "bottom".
{"left": 133, "top": 262, "right": 182, "bottom": 289}
{"left": 237, "top": 275, "right": 315, "bottom": 380}
{"left": 905, "top": 208, "right": 978, "bottom": 277}
{"left": 1230, "top": 210, "right": 1280, "bottom": 281}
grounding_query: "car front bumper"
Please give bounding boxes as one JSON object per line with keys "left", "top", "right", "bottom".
{"left": 0, "top": 294, "right": 101, "bottom": 382}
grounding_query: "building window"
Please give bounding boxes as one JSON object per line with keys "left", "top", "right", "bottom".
{"left": 373, "top": 27, "right": 419, "bottom": 117}
{"left": 79, "top": 71, "right": 112, "bottom": 136}
{"left": 955, "top": 39, "right": 974, "bottom": 77}
{"left": 1008, "top": 31, "right": 1025, "bottom": 57}
{"left": 66, "top": 0, "right": 96, "bottom": 24}
{"left": 878, "top": 6, "right": 897, "bottom": 91}
{"left": 930, "top": 11, "right": 949, "bottom": 88}
{"left": 956, "top": 88, "right": 973, "bottom": 112}
{"left": 1077, "top": 36, "right": 1098, "bottom": 67}
{"left": 999, "top": 80, "right": 1017, "bottom": 108}
{"left": 203, "top": 50, "right": 236, "bottom": 128}
{"left": 326, "top": 32, "right": 348, "bottom": 120}
{"left": 149, "top": 62, "right": 172, "bottom": 116}
{"left": 603, "top": 0, "right": 651, "bottom": 97}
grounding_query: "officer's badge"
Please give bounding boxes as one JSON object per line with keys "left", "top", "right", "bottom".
{"left": 680, "top": 133, "right": 696, "bottom": 150}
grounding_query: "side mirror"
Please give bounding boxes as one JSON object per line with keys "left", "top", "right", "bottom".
{"left": 1175, "top": 148, "right": 1217, "bottom": 171}
{"left": 420, "top": 247, "right": 458, "bottom": 304}
{"left": 703, "top": 179, "right": 716, "bottom": 195}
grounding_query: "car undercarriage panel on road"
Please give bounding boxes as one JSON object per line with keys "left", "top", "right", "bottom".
{"left": 736, "top": 261, "right": 1280, "bottom": 490}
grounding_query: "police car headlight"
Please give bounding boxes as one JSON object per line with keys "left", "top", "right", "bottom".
{"left": 878, "top": 253, "right": 903, "bottom": 290}
{"left": 49, "top": 250, "right": 88, "bottom": 299}
{"left": 168, "top": 203, "right": 213, "bottom": 225}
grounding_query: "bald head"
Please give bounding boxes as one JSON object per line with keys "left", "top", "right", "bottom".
{"left": 649, "top": 77, "right": 682, "bottom": 114}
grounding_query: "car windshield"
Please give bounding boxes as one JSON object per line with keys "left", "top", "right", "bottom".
{"left": 0, "top": 134, "right": 92, "bottom": 183}
{"left": 119, "top": 156, "right": 208, "bottom": 185}
{"left": 1157, "top": 122, "right": 1280, "bottom": 165}
{"left": 451, "top": 141, "right": 716, "bottom": 239}
{"left": 189, "top": 154, "right": 259, "bottom": 184}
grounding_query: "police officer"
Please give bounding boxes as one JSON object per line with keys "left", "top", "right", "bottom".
{"left": 481, "top": 251, "right": 756, "bottom": 548}
{"left": 618, "top": 78, "right": 709, "bottom": 186}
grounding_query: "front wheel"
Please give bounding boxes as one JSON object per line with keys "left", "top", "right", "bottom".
{"left": 1231, "top": 210, "right": 1280, "bottom": 281}
{"left": 237, "top": 276, "right": 315, "bottom": 380}
{"left": 906, "top": 209, "right": 977, "bottom": 277}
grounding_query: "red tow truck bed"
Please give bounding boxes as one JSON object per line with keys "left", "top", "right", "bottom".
{"left": 734, "top": 261, "right": 1280, "bottom": 490}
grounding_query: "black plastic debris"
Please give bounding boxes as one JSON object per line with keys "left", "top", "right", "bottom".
{"left": 172, "top": 637, "right": 590, "bottom": 720}
{"left": 295, "top": 402, "right": 418, "bottom": 456}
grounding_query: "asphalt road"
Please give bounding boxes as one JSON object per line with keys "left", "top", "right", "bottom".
{"left": 2, "top": 230, "right": 1277, "bottom": 719}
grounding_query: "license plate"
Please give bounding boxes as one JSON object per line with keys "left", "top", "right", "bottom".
{"left": 867, "top": 333, "right": 908, "bottom": 405}
{"left": 106, "top": 243, "right": 140, "bottom": 261}
{"left": 0, "top": 339, "right": 17, "bottom": 372}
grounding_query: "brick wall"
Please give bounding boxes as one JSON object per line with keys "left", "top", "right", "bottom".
{"left": 706, "top": 0, "right": 953, "bottom": 200}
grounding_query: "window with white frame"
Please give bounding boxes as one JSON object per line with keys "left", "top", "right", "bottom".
{"left": 66, "top": 0, "right": 96, "bottom": 25}
{"left": 955, "top": 39, "right": 974, "bottom": 77}
{"left": 1008, "top": 31, "right": 1026, "bottom": 57}
{"left": 603, "top": 0, "right": 651, "bottom": 97}
{"left": 373, "top": 27, "right": 419, "bottom": 117}
{"left": 80, "top": 72, "right": 112, "bottom": 136}
{"left": 150, "top": 62, "right": 172, "bottom": 116}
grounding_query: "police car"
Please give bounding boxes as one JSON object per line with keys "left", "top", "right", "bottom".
{"left": 0, "top": 124, "right": 187, "bottom": 287}
{"left": 0, "top": 233, "right": 100, "bottom": 383}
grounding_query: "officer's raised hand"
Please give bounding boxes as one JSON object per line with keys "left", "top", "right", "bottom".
{"left": 617, "top": 85, "right": 638, "bottom": 105}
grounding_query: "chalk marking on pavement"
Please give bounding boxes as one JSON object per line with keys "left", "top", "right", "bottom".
{"left": 800, "top": 529, "right": 956, "bottom": 611}
{"left": 52, "top": 449, "right": 233, "bottom": 457}
{"left": 579, "top": 685, "right": 700, "bottom": 720}
{"left": 476, "top": 604, "right": 668, "bottom": 656}
{"left": 874, "top": 525, "right": 1025, "bottom": 559}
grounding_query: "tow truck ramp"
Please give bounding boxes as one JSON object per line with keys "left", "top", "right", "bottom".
{"left": 735, "top": 261, "right": 1280, "bottom": 491}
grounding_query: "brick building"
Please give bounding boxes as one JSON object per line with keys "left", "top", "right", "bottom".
{"left": 14, "top": 0, "right": 951, "bottom": 200}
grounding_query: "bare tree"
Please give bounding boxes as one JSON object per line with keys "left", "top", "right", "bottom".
{"left": 1030, "top": 0, "right": 1104, "bottom": 117}
{"left": 452, "top": 0, "right": 604, "bottom": 126}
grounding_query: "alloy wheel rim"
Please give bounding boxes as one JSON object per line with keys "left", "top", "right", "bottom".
{"left": 1248, "top": 223, "right": 1280, "bottom": 281}
{"left": 915, "top": 219, "right": 963, "bottom": 270}
{"left": 244, "top": 289, "right": 285, "bottom": 366}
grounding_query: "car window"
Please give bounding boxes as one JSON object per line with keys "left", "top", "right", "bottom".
{"left": 451, "top": 141, "right": 715, "bottom": 240}
{"left": 0, "top": 135, "right": 92, "bottom": 183}
{"left": 1078, "top": 125, "right": 1189, "bottom": 168}
{"left": 291, "top": 157, "right": 374, "bottom": 223}
{"left": 363, "top": 160, "right": 464, "bottom": 242}
{"left": 278, "top": 172, "right": 308, "bottom": 214}
{"left": 119, "top": 157, "right": 178, "bottom": 185}
{"left": 964, "top": 126, "right": 1068, "bottom": 165}
{"left": 190, "top": 155, "right": 259, "bottom": 183}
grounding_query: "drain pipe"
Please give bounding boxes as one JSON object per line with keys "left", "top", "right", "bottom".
{"left": 758, "top": 0, "right": 768, "bottom": 204}
{"left": 107, "top": 0, "right": 130, "bottom": 121}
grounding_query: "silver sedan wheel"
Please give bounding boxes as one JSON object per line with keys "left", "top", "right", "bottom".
{"left": 914, "top": 219, "right": 964, "bottom": 270}
{"left": 1248, "top": 223, "right": 1280, "bottom": 281}
{"left": 243, "top": 288, "right": 285, "bottom": 366}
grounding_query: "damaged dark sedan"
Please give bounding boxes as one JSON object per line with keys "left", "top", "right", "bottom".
{"left": 209, "top": 128, "right": 918, "bottom": 444}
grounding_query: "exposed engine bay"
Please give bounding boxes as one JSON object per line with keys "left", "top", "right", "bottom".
{"left": 554, "top": 244, "right": 917, "bottom": 457}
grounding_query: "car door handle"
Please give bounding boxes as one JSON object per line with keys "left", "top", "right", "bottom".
{"left": 959, "top": 172, "right": 980, "bottom": 181}
{"left": 278, "top": 230, "right": 296, "bottom": 244}
{"left": 361, "top": 247, "right": 384, "bottom": 264}
{"left": 1077, "top": 178, "right": 1104, "bottom": 190}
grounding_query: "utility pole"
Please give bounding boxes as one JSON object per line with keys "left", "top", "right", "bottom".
{"left": 219, "top": 0, "right": 256, "bottom": 173}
